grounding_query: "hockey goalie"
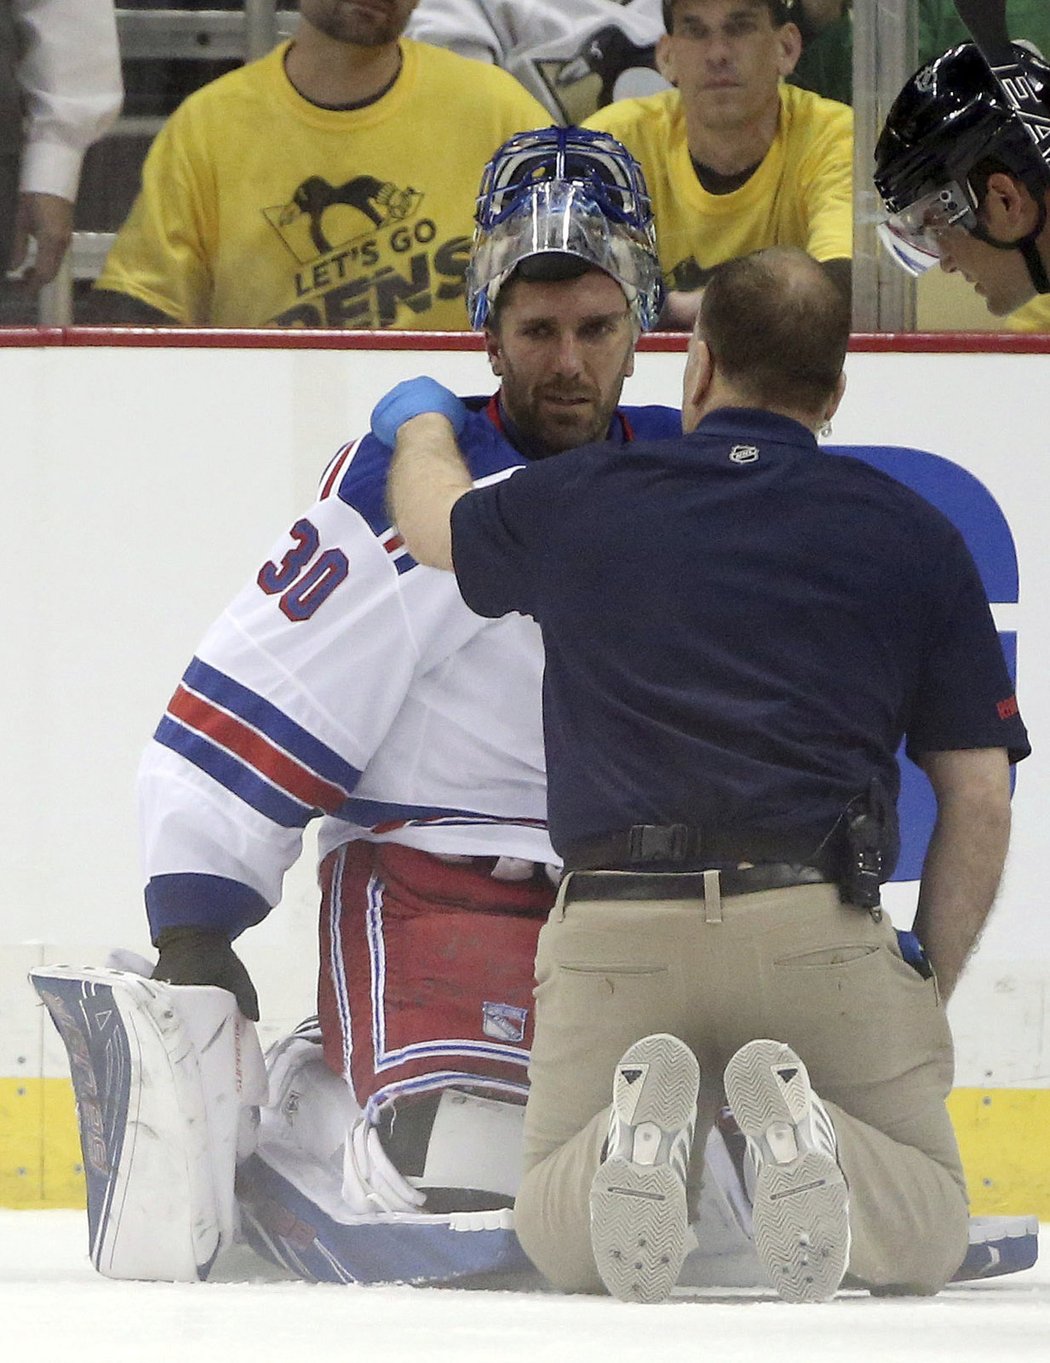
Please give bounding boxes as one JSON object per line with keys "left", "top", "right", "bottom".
{"left": 33, "top": 122, "right": 1037, "bottom": 1292}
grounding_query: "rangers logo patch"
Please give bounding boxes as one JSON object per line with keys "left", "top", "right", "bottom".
{"left": 482, "top": 1001, "right": 528, "bottom": 1042}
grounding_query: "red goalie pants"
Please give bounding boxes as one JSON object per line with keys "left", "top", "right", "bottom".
{"left": 317, "top": 840, "right": 555, "bottom": 1116}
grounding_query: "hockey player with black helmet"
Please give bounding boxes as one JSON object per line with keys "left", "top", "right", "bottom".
{"left": 874, "top": 37, "right": 1050, "bottom": 317}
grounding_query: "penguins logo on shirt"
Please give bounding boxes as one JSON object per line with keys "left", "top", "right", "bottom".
{"left": 267, "top": 174, "right": 423, "bottom": 265}
{"left": 263, "top": 173, "right": 472, "bottom": 328}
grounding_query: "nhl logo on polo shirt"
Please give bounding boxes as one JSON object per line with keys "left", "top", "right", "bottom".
{"left": 729, "top": 444, "right": 760, "bottom": 463}
{"left": 482, "top": 1001, "right": 528, "bottom": 1042}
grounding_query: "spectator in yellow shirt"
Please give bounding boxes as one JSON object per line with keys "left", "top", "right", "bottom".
{"left": 93, "top": 0, "right": 544, "bottom": 329}
{"left": 585, "top": 0, "right": 851, "bottom": 329}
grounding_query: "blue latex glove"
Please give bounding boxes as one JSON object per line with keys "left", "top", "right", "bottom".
{"left": 371, "top": 377, "right": 468, "bottom": 446}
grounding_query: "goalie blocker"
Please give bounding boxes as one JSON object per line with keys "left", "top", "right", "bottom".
{"left": 32, "top": 966, "right": 1040, "bottom": 1289}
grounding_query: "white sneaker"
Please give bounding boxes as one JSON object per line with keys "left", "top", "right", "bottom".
{"left": 589, "top": 1033, "right": 700, "bottom": 1303}
{"left": 723, "top": 1039, "right": 849, "bottom": 1303}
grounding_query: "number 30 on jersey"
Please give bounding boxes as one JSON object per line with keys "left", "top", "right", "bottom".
{"left": 257, "top": 518, "right": 349, "bottom": 621}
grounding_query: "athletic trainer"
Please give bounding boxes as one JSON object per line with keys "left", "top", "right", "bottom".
{"left": 383, "top": 245, "right": 1029, "bottom": 1303}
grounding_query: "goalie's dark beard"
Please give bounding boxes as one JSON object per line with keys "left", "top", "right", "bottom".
{"left": 497, "top": 390, "right": 620, "bottom": 463}
{"left": 497, "top": 339, "right": 633, "bottom": 458}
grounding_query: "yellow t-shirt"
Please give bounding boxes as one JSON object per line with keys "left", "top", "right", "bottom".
{"left": 585, "top": 84, "right": 852, "bottom": 290}
{"left": 96, "top": 40, "right": 546, "bottom": 328}
{"left": 1007, "top": 293, "right": 1050, "bottom": 333}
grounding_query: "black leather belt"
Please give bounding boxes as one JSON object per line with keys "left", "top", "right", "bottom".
{"left": 564, "top": 863, "right": 830, "bottom": 902}
{"left": 562, "top": 823, "right": 831, "bottom": 874}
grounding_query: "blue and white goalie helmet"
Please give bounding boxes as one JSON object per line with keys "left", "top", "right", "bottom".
{"left": 466, "top": 126, "right": 665, "bottom": 331}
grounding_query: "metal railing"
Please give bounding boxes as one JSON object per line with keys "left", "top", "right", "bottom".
{"left": 116, "top": 5, "right": 285, "bottom": 60}
{"left": 851, "top": 1, "right": 917, "bottom": 333}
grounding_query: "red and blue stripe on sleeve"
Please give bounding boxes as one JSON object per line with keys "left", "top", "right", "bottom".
{"left": 154, "top": 657, "right": 362, "bottom": 827}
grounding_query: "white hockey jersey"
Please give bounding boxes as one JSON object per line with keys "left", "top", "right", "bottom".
{"left": 405, "top": 0, "right": 671, "bottom": 124}
{"left": 138, "top": 396, "right": 681, "bottom": 940}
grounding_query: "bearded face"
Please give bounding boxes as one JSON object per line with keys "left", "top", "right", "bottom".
{"left": 298, "top": 0, "right": 420, "bottom": 48}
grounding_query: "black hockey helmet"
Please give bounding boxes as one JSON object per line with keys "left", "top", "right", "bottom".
{"left": 874, "top": 42, "right": 1050, "bottom": 278}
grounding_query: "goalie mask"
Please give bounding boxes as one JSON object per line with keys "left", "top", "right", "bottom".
{"left": 466, "top": 126, "right": 665, "bottom": 331}
{"left": 874, "top": 42, "right": 1050, "bottom": 288}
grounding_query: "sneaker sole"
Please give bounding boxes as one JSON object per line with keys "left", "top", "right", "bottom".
{"left": 590, "top": 1034, "right": 699, "bottom": 1303}
{"left": 724, "top": 1040, "right": 849, "bottom": 1304}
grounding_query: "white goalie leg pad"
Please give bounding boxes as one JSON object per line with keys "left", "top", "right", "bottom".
{"left": 29, "top": 965, "right": 267, "bottom": 1282}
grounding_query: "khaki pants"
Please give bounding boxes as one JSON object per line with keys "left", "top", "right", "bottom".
{"left": 514, "top": 877, "right": 969, "bottom": 1295}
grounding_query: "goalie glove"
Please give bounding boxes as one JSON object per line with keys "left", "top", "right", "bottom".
{"left": 342, "top": 1117, "right": 428, "bottom": 1215}
{"left": 152, "top": 927, "right": 260, "bottom": 1022}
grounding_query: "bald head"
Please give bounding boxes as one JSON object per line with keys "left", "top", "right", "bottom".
{"left": 695, "top": 248, "right": 850, "bottom": 419}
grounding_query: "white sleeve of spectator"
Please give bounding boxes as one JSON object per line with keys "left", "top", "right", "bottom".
{"left": 14, "top": 0, "right": 123, "bottom": 200}
{"left": 406, "top": 0, "right": 511, "bottom": 64}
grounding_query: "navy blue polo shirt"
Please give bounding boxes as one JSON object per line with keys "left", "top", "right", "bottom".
{"left": 450, "top": 408, "right": 1030, "bottom": 859}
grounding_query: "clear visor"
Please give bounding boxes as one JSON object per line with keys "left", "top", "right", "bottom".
{"left": 466, "top": 180, "right": 665, "bottom": 331}
{"left": 876, "top": 180, "right": 976, "bottom": 276}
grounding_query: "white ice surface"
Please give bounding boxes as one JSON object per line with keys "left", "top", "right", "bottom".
{"left": 2, "top": 1212, "right": 1047, "bottom": 1363}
